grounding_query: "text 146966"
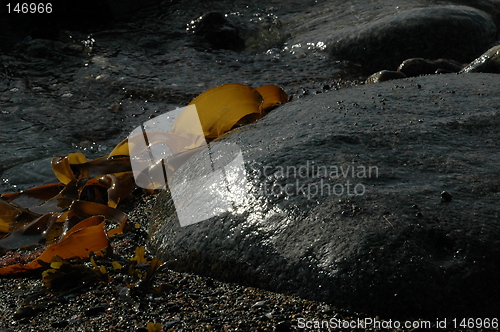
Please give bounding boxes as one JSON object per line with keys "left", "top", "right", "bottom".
{"left": 6, "top": 3, "right": 52, "bottom": 13}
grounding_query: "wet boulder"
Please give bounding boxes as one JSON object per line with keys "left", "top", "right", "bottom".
{"left": 461, "top": 45, "right": 500, "bottom": 73}
{"left": 429, "top": 0, "right": 500, "bottom": 27}
{"left": 148, "top": 73, "right": 500, "bottom": 320}
{"left": 328, "top": 6, "right": 497, "bottom": 73}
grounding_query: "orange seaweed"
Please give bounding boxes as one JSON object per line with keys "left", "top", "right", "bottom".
{"left": 0, "top": 83, "right": 288, "bottom": 276}
{"left": 0, "top": 219, "right": 108, "bottom": 275}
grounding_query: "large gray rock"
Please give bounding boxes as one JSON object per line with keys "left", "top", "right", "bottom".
{"left": 148, "top": 73, "right": 500, "bottom": 320}
{"left": 328, "top": 6, "right": 497, "bottom": 73}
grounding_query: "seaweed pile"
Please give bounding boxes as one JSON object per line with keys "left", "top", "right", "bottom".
{"left": 0, "top": 83, "right": 288, "bottom": 276}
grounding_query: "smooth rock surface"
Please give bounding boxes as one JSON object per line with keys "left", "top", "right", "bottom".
{"left": 148, "top": 73, "right": 500, "bottom": 320}
{"left": 327, "top": 6, "right": 497, "bottom": 73}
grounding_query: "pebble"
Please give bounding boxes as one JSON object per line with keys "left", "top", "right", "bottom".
{"left": 84, "top": 305, "right": 106, "bottom": 317}
{"left": 274, "top": 320, "right": 293, "bottom": 331}
{"left": 13, "top": 305, "right": 40, "bottom": 320}
{"left": 365, "top": 70, "right": 407, "bottom": 83}
{"left": 441, "top": 191, "right": 453, "bottom": 202}
{"left": 252, "top": 300, "right": 268, "bottom": 308}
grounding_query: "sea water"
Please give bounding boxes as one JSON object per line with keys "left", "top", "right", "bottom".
{"left": 0, "top": 0, "right": 457, "bottom": 193}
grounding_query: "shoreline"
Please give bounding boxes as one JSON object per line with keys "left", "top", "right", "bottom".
{"left": 0, "top": 193, "right": 405, "bottom": 332}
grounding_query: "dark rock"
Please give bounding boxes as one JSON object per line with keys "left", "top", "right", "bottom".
{"left": 433, "top": 59, "right": 464, "bottom": 73}
{"left": 366, "top": 70, "right": 407, "bottom": 83}
{"left": 13, "top": 305, "right": 41, "bottom": 320}
{"left": 188, "top": 12, "right": 245, "bottom": 51}
{"left": 148, "top": 74, "right": 500, "bottom": 320}
{"left": 328, "top": 6, "right": 497, "bottom": 73}
{"left": 397, "top": 58, "right": 437, "bottom": 77}
{"left": 274, "top": 320, "right": 292, "bottom": 332}
{"left": 252, "top": 300, "right": 267, "bottom": 309}
{"left": 163, "top": 320, "right": 181, "bottom": 329}
{"left": 441, "top": 191, "right": 453, "bottom": 202}
{"left": 397, "top": 58, "right": 464, "bottom": 77}
{"left": 84, "top": 305, "right": 106, "bottom": 317}
{"left": 51, "top": 320, "right": 69, "bottom": 328}
{"left": 427, "top": 0, "right": 500, "bottom": 28}
{"left": 460, "top": 45, "right": 500, "bottom": 73}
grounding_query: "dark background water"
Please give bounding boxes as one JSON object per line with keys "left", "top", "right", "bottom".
{"left": 0, "top": 0, "right": 496, "bottom": 193}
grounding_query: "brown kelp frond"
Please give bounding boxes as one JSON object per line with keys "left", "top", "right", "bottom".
{"left": 255, "top": 84, "right": 290, "bottom": 112}
{"left": 0, "top": 218, "right": 108, "bottom": 275}
{"left": 173, "top": 83, "right": 288, "bottom": 141}
{"left": 0, "top": 83, "right": 288, "bottom": 276}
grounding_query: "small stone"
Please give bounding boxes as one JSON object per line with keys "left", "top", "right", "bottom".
{"left": 13, "top": 305, "right": 40, "bottom": 320}
{"left": 84, "top": 305, "right": 106, "bottom": 317}
{"left": 252, "top": 300, "right": 267, "bottom": 308}
{"left": 441, "top": 191, "right": 453, "bottom": 202}
{"left": 397, "top": 58, "right": 436, "bottom": 77}
{"left": 163, "top": 320, "right": 181, "bottom": 329}
{"left": 205, "top": 278, "right": 216, "bottom": 288}
{"left": 274, "top": 320, "right": 292, "bottom": 332}
{"left": 51, "top": 321, "right": 69, "bottom": 328}
{"left": 366, "top": 70, "right": 407, "bottom": 84}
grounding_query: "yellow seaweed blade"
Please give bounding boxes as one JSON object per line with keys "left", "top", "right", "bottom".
{"left": 109, "top": 138, "right": 130, "bottom": 158}
{"left": 78, "top": 172, "right": 136, "bottom": 209}
{"left": 52, "top": 152, "right": 88, "bottom": 184}
{"left": 132, "top": 246, "right": 148, "bottom": 264}
{"left": 41, "top": 221, "right": 109, "bottom": 260}
{"left": 0, "top": 220, "right": 109, "bottom": 276}
{"left": 255, "top": 85, "right": 289, "bottom": 111}
{"left": 147, "top": 322, "right": 163, "bottom": 332}
{"left": 173, "top": 83, "right": 264, "bottom": 140}
{"left": 147, "top": 257, "right": 162, "bottom": 280}
{"left": 0, "top": 201, "right": 23, "bottom": 233}
{"left": 69, "top": 200, "right": 128, "bottom": 233}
